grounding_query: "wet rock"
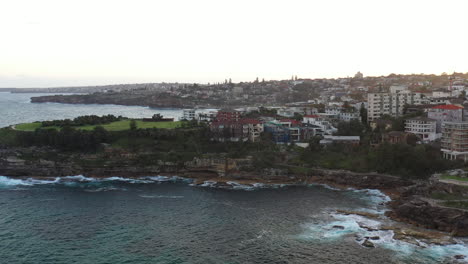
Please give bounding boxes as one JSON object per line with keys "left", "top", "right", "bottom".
{"left": 332, "top": 225, "right": 345, "bottom": 230}
{"left": 358, "top": 222, "right": 379, "bottom": 231}
{"left": 362, "top": 239, "right": 375, "bottom": 248}
{"left": 454, "top": 255, "right": 465, "bottom": 260}
{"left": 336, "top": 210, "right": 380, "bottom": 219}
{"left": 368, "top": 236, "right": 380, "bottom": 240}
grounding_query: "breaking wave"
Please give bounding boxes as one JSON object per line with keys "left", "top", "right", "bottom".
{"left": 0, "top": 175, "right": 193, "bottom": 188}
{"left": 299, "top": 187, "right": 468, "bottom": 263}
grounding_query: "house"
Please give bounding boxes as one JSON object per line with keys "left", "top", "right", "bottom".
{"left": 405, "top": 116, "right": 438, "bottom": 142}
{"left": 302, "top": 115, "right": 337, "bottom": 135}
{"left": 197, "top": 111, "right": 218, "bottom": 122}
{"left": 339, "top": 111, "right": 360, "bottom": 122}
{"left": 382, "top": 131, "right": 408, "bottom": 144}
{"left": 209, "top": 118, "right": 263, "bottom": 142}
{"left": 241, "top": 119, "right": 264, "bottom": 142}
{"left": 216, "top": 110, "right": 241, "bottom": 122}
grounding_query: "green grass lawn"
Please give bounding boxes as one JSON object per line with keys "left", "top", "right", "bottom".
{"left": 15, "top": 122, "right": 43, "bottom": 131}
{"left": 15, "top": 120, "right": 183, "bottom": 132}
{"left": 440, "top": 174, "right": 468, "bottom": 182}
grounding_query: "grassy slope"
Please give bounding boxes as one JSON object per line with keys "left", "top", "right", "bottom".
{"left": 15, "top": 120, "right": 183, "bottom": 131}
{"left": 15, "top": 122, "right": 43, "bottom": 131}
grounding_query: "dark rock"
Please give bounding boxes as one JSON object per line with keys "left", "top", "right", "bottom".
{"left": 332, "top": 225, "right": 345, "bottom": 230}
{"left": 362, "top": 239, "right": 375, "bottom": 248}
{"left": 388, "top": 196, "right": 468, "bottom": 237}
{"left": 454, "top": 255, "right": 465, "bottom": 260}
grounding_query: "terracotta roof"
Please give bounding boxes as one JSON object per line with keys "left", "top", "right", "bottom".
{"left": 431, "top": 104, "right": 463, "bottom": 110}
{"left": 240, "top": 119, "right": 262, "bottom": 125}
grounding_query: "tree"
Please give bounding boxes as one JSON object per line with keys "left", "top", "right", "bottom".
{"left": 360, "top": 103, "right": 367, "bottom": 124}
{"left": 130, "top": 120, "right": 137, "bottom": 131}
{"left": 337, "top": 120, "right": 365, "bottom": 136}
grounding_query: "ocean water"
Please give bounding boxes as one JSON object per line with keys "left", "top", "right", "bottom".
{"left": 0, "top": 92, "right": 467, "bottom": 263}
{"left": 0, "top": 92, "right": 186, "bottom": 128}
{"left": 0, "top": 176, "right": 466, "bottom": 264}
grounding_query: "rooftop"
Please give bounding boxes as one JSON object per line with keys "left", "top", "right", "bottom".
{"left": 431, "top": 104, "right": 463, "bottom": 110}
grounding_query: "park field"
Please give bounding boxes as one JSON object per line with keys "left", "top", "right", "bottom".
{"left": 14, "top": 120, "right": 183, "bottom": 132}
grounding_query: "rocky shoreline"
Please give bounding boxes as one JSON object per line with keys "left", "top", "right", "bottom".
{"left": 1, "top": 150, "right": 467, "bottom": 240}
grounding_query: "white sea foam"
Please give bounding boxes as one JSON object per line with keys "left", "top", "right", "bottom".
{"left": 300, "top": 192, "right": 468, "bottom": 264}
{"left": 308, "top": 183, "right": 341, "bottom": 191}
{"left": 63, "top": 175, "right": 95, "bottom": 182}
{"left": 139, "top": 195, "right": 184, "bottom": 199}
{"left": 0, "top": 176, "right": 33, "bottom": 186}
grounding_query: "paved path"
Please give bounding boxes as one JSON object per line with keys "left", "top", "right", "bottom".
{"left": 439, "top": 179, "right": 468, "bottom": 186}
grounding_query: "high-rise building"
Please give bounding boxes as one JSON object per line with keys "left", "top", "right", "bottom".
{"left": 367, "top": 91, "right": 423, "bottom": 122}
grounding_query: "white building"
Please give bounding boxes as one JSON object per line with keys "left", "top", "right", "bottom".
{"left": 197, "top": 111, "right": 217, "bottom": 122}
{"left": 182, "top": 109, "right": 196, "bottom": 121}
{"left": 432, "top": 91, "right": 452, "bottom": 98}
{"left": 339, "top": 112, "right": 360, "bottom": 122}
{"left": 405, "top": 116, "right": 438, "bottom": 142}
{"left": 367, "top": 91, "right": 424, "bottom": 122}
{"left": 302, "top": 115, "right": 337, "bottom": 135}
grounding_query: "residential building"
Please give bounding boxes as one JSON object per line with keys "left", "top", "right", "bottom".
{"left": 216, "top": 111, "right": 241, "bottom": 122}
{"left": 432, "top": 90, "right": 452, "bottom": 98}
{"left": 339, "top": 111, "right": 360, "bottom": 122}
{"left": 382, "top": 131, "right": 409, "bottom": 144}
{"left": 197, "top": 111, "right": 217, "bottom": 122}
{"left": 441, "top": 122, "right": 468, "bottom": 161}
{"left": 405, "top": 117, "right": 438, "bottom": 142}
{"left": 427, "top": 104, "right": 464, "bottom": 133}
{"left": 182, "top": 109, "right": 195, "bottom": 120}
{"left": 209, "top": 118, "right": 263, "bottom": 142}
{"left": 367, "top": 91, "right": 423, "bottom": 122}
{"left": 303, "top": 115, "right": 337, "bottom": 135}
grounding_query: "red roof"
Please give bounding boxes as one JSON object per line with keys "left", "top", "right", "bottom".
{"left": 431, "top": 104, "right": 463, "bottom": 110}
{"left": 240, "top": 118, "right": 262, "bottom": 125}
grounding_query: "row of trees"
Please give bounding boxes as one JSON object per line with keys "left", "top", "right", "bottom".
{"left": 16, "top": 126, "right": 111, "bottom": 151}
{"left": 41, "top": 115, "right": 124, "bottom": 127}
{"left": 296, "top": 136, "right": 460, "bottom": 179}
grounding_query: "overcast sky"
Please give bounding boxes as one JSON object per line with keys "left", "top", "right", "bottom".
{"left": 1, "top": 0, "right": 467, "bottom": 88}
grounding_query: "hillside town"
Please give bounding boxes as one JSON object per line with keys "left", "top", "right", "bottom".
{"left": 169, "top": 72, "right": 468, "bottom": 162}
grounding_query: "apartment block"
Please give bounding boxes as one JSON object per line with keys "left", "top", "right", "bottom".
{"left": 441, "top": 122, "right": 468, "bottom": 161}
{"left": 405, "top": 117, "right": 438, "bottom": 142}
{"left": 367, "top": 92, "right": 423, "bottom": 122}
